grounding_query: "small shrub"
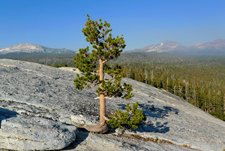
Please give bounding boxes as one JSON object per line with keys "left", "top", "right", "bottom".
{"left": 107, "top": 102, "right": 145, "bottom": 130}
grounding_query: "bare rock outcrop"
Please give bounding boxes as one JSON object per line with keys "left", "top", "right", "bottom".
{"left": 0, "top": 59, "right": 225, "bottom": 151}
{"left": 0, "top": 112, "right": 76, "bottom": 150}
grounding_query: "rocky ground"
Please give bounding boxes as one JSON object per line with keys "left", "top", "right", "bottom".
{"left": 0, "top": 59, "right": 225, "bottom": 151}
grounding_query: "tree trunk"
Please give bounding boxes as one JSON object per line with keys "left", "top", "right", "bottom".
{"left": 223, "top": 93, "right": 225, "bottom": 115}
{"left": 150, "top": 70, "right": 154, "bottom": 85}
{"left": 72, "top": 59, "right": 108, "bottom": 133}
{"left": 144, "top": 68, "right": 148, "bottom": 84}
{"left": 99, "top": 59, "right": 106, "bottom": 125}
{"left": 166, "top": 77, "right": 169, "bottom": 91}
{"left": 185, "top": 82, "right": 189, "bottom": 101}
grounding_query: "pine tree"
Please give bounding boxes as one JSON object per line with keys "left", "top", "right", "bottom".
{"left": 74, "top": 16, "right": 133, "bottom": 133}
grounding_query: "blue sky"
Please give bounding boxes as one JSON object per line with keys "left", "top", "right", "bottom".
{"left": 0, "top": 0, "right": 225, "bottom": 50}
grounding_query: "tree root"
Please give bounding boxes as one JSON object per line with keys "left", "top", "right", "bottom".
{"left": 71, "top": 115, "right": 108, "bottom": 133}
{"left": 73, "top": 122, "right": 108, "bottom": 134}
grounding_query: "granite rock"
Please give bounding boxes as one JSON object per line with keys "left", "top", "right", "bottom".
{"left": 0, "top": 59, "right": 225, "bottom": 151}
{"left": 0, "top": 111, "right": 76, "bottom": 150}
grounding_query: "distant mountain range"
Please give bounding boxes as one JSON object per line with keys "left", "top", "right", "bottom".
{"left": 1, "top": 39, "right": 225, "bottom": 56}
{"left": 133, "top": 39, "right": 225, "bottom": 55}
{"left": 0, "top": 43, "right": 74, "bottom": 55}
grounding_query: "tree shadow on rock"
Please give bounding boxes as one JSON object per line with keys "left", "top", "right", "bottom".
{"left": 0, "top": 107, "right": 17, "bottom": 128}
{"left": 137, "top": 121, "right": 169, "bottom": 133}
{"left": 117, "top": 103, "right": 179, "bottom": 133}
{"left": 139, "top": 104, "right": 179, "bottom": 118}
{"left": 63, "top": 128, "right": 89, "bottom": 150}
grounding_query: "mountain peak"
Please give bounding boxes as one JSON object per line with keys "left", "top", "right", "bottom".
{"left": 0, "top": 43, "right": 74, "bottom": 54}
{"left": 143, "top": 41, "right": 184, "bottom": 52}
{"left": 194, "top": 39, "right": 225, "bottom": 50}
{"left": 0, "top": 43, "right": 44, "bottom": 53}
{"left": 134, "top": 39, "right": 225, "bottom": 55}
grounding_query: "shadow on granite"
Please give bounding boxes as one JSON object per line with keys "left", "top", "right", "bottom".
{"left": 63, "top": 128, "right": 89, "bottom": 150}
{"left": 117, "top": 103, "right": 179, "bottom": 133}
{"left": 0, "top": 107, "right": 18, "bottom": 128}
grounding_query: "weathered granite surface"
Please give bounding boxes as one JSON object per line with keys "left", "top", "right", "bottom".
{"left": 0, "top": 59, "right": 225, "bottom": 151}
{"left": 0, "top": 113, "right": 76, "bottom": 150}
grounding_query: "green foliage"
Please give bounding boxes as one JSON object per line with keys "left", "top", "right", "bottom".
{"left": 74, "top": 16, "right": 144, "bottom": 129}
{"left": 74, "top": 15, "right": 133, "bottom": 99}
{"left": 112, "top": 52, "right": 225, "bottom": 121}
{"left": 74, "top": 16, "right": 138, "bottom": 132}
{"left": 82, "top": 15, "right": 125, "bottom": 61}
{"left": 108, "top": 102, "right": 145, "bottom": 130}
{"left": 123, "top": 83, "right": 134, "bottom": 99}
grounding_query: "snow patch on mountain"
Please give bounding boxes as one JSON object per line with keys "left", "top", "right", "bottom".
{"left": 142, "top": 41, "right": 185, "bottom": 53}
{"left": 0, "top": 43, "right": 44, "bottom": 53}
{"left": 135, "top": 39, "right": 225, "bottom": 55}
{"left": 0, "top": 43, "right": 73, "bottom": 54}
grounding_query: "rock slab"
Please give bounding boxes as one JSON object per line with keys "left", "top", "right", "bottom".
{"left": 0, "top": 59, "right": 225, "bottom": 151}
{"left": 0, "top": 113, "right": 76, "bottom": 150}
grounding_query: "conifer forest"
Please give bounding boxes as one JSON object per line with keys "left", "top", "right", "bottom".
{"left": 113, "top": 52, "right": 225, "bottom": 120}
{"left": 2, "top": 52, "right": 225, "bottom": 120}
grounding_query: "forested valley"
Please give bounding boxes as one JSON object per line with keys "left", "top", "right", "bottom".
{"left": 113, "top": 52, "right": 225, "bottom": 121}
{"left": 2, "top": 52, "right": 225, "bottom": 120}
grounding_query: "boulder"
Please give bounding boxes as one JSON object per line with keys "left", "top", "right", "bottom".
{"left": 0, "top": 112, "right": 76, "bottom": 150}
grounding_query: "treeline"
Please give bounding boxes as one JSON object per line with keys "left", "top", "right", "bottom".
{"left": 0, "top": 52, "right": 75, "bottom": 67}
{"left": 2, "top": 51, "right": 225, "bottom": 120}
{"left": 113, "top": 52, "right": 225, "bottom": 120}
